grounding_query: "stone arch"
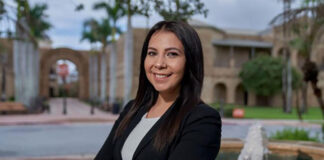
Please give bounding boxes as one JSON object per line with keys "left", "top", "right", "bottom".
{"left": 235, "top": 83, "right": 248, "bottom": 106}
{"left": 214, "top": 83, "right": 227, "bottom": 103}
{"left": 39, "top": 48, "right": 89, "bottom": 99}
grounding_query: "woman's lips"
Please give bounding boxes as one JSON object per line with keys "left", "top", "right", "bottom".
{"left": 153, "top": 73, "right": 172, "bottom": 82}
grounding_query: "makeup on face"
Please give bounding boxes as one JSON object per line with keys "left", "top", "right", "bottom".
{"left": 144, "top": 30, "right": 186, "bottom": 95}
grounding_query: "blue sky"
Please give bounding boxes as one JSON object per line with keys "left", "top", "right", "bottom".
{"left": 25, "top": 0, "right": 302, "bottom": 50}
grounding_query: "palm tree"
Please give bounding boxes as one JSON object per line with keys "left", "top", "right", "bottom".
{"left": 0, "top": 43, "right": 8, "bottom": 101}
{"left": 93, "top": 1, "right": 125, "bottom": 105}
{"left": 81, "top": 19, "right": 101, "bottom": 102}
{"left": 0, "top": 0, "right": 7, "bottom": 101}
{"left": 0, "top": 1, "right": 13, "bottom": 102}
{"left": 13, "top": 0, "right": 51, "bottom": 108}
{"left": 28, "top": 3, "right": 51, "bottom": 40}
{"left": 119, "top": 0, "right": 150, "bottom": 106}
{"left": 271, "top": 0, "right": 324, "bottom": 118}
{"left": 0, "top": 0, "right": 5, "bottom": 21}
{"left": 153, "top": 0, "right": 208, "bottom": 22}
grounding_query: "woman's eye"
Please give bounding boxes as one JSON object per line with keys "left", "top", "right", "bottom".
{"left": 147, "top": 52, "right": 156, "bottom": 56}
{"left": 167, "top": 52, "right": 178, "bottom": 57}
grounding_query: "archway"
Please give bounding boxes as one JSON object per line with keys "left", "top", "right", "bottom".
{"left": 235, "top": 84, "right": 248, "bottom": 106}
{"left": 48, "top": 60, "right": 79, "bottom": 98}
{"left": 39, "top": 48, "right": 89, "bottom": 99}
{"left": 214, "top": 83, "right": 227, "bottom": 104}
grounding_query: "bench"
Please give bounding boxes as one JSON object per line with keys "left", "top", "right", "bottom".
{"left": 0, "top": 102, "right": 27, "bottom": 114}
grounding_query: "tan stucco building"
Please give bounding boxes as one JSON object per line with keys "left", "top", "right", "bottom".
{"left": 111, "top": 20, "right": 324, "bottom": 107}
{"left": 1, "top": 20, "right": 324, "bottom": 107}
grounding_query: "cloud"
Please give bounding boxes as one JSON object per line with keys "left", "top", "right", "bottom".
{"left": 50, "top": 34, "right": 90, "bottom": 50}
{"left": 28, "top": 0, "right": 297, "bottom": 50}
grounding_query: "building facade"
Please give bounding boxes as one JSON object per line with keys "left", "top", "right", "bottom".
{"left": 111, "top": 20, "right": 324, "bottom": 107}
{"left": 1, "top": 20, "right": 324, "bottom": 107}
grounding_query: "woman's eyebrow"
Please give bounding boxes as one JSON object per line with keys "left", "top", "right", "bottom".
{"left": 165, "top": 47, "right": 183, "bottom": 53}
{"left": 148, "top": 47, "right": 157, "bottom": 51}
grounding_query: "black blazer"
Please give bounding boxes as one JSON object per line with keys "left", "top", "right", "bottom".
{"left": 95, "top": 100, "right": 222, "bottom": 160}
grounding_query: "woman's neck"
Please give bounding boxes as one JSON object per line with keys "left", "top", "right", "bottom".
{"left": 146, "top": 91, "right": 179, "bottom": 118}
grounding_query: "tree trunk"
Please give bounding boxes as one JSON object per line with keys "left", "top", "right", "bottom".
{"left": 301, "top": 81, "right": 308, "bottom": 113}
{"left": 123, "top": 13, "right": 133, "bottom": 107}
{"left": 14, "top": 18, "right": 38, "bottom": 109}
{"left": 26, "top": 42, "right": 33, "bottom": 106}
{"left": 100, "top": 51, "right": 107, "bottom": 103}
{"left": 109, "top": 43, "right": 117, "bottom": 105}
{"left": 89, "top": 55, "right": 94, "bottom": 99}
{"left": 14, "top": 19, "right": 27, "bottom": 107}
{"left": 302, "top": 58, "right": 324, "bottom": 119}
{"left": 1, "top": 59, "right": 6, "bottom": 101}
{"left": 296, "top": 89, "right": 303, "bottom": 121}
{"left": 310, "top": 81, "right": 324, "bottom": 119}
{"left": 282, "top": 48, "right": 292, "bottom": 113}
{"left": 34, "top": 48, "right": 39, "bottom": 100}
{"left": 286, "top": 54, "right": 292, "bottom": 113}
{"left": 94, "top": 55, "right": 99, "bottom": 99}
{"left": 282, "top": 50, "right": 287, "bottom": 112}
{"left": 0, "top": 51, "right": 8, "bottom": 101}
{"left": 89, "top": 54, "right": 99, "bottom": 101}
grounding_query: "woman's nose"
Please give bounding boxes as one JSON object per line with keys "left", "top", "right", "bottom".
{"left": 154, "top": 55, "right": 166, "bottom": 69}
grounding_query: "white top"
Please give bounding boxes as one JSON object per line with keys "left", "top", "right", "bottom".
{"left": 121, "top": 113, "right": 160, "bottom": 160}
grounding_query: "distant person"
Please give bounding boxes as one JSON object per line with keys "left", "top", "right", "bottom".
{"left": 95, "top": 21, "right": 222, "bottom": 160}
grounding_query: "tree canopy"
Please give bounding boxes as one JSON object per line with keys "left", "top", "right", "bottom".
{"left": 0, "top": 0, "right": 51, "bottom": 41}
{"left": 239, "top": 55, "right": 302, "bottom": 97}
{"left": 153, "top": 0, "right": 208, "bottom": 22}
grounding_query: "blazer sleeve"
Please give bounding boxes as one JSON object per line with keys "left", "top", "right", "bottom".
{"left": 94, "top": 100, "right": 134, "bottom": 160}
{"left": 168, "top": 105, "right": 222, "bottom": 160}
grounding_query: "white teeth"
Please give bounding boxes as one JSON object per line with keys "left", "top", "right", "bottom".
{"left": 155, "top": 74, "right": 168, "bottom": 78}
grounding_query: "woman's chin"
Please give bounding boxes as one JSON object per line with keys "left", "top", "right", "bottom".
{"left": 154, "top": 87, "right": 169, "bottom": 93}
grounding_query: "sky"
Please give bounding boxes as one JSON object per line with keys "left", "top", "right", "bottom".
{"left": 24, "top": 0, "right": 302, "bottom": 50}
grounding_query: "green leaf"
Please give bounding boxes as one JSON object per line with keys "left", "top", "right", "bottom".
{"left": 239, "top": 55, "right": 301, "bottom": 96}
{"left": 75, "top": 4, "right": 84, "bottom": 11}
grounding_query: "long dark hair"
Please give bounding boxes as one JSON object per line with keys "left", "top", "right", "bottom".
{"left": 114, "top": 21, "right": 204, "bottom": 151}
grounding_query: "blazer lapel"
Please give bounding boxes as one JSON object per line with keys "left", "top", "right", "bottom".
{"left": 132, "top": 101, "right": 176, "bottom": 160}
{"left": 115, "top": 106, "right": 147, "bottom": 160}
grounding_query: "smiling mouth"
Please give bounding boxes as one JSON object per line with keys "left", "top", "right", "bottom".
{"left": 154, "top": 73, "right": 172, "bottom": 79}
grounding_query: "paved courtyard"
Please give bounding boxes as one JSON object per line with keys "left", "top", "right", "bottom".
{"left": 0, "top": 98, "right": 119, "bottom": 125}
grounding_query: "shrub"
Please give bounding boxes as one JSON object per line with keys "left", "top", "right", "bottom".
{"left": 270, "top": 128, "right": 319, "bottom": 142}
{"left": 8, "top": 96, "right": 15, "bottom": 101}
{"left": 239, "top": 55, "right": 302, "bottom": 96}
{"left": 223, "top": 108, "right": 234, "bottom": 118}
{"left": 211, "top": 103, "right": 234, "bottom": 118}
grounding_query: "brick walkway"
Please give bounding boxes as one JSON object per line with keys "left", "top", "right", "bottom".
{"left": 0, "top": 98, "right": 119, "bottom": 125}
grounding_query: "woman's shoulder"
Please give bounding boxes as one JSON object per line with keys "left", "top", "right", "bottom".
{"left": 191, "top": 102, "right": 220, "bottom": 117}
{"left": 184, "top": 102, "right": 221, "bottom": 124}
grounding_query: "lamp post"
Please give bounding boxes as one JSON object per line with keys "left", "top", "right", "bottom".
{"left": 58, "top": 63, "right": 69, "bottom": 115}
{"left": 0, "top": 53, "right": 7, "bottom": 102}
{"left": 62, "top": 76, "right": 67, "bottom": 115}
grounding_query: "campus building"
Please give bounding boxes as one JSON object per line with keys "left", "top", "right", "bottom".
{"left": 112, "top": 20, "right": 324, "bottom": 107}
{"left": 1, "top": 20, "right": 324, "bottom": 107}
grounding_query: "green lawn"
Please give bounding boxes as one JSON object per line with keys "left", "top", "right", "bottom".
{"left": 210, "top": 103, "right": 323, "bottom": 120}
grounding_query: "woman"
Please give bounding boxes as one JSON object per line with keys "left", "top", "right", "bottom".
{"left": 95, "top": 21, "right": 221, "bottom": 160}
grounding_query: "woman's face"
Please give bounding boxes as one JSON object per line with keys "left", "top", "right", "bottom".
{"left": 144, "top": 30, "right": 186, "bottom": 95}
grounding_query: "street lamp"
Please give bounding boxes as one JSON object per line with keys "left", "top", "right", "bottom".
{"left": 58, "top": 63, "right": 69, "bottom": 115}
